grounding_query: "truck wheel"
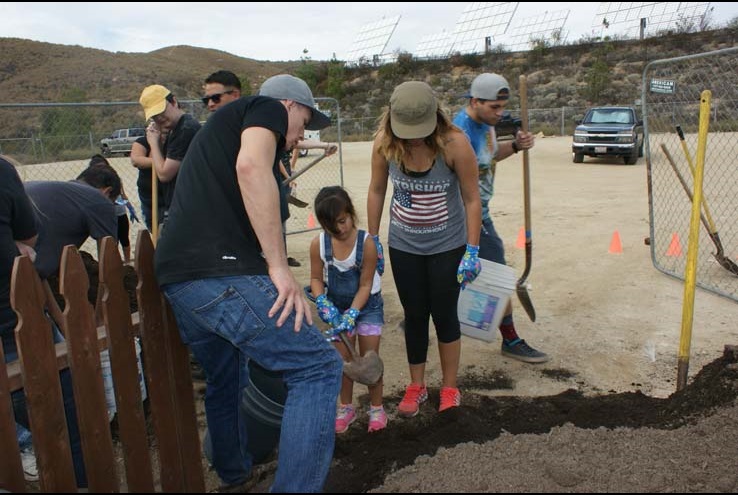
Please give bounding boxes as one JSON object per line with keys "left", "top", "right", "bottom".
{"left": 101, "top": 147, "right": 111, "bottom": 157}
{"left": 625, "top": 152, "right": 638, "bottom": 165}
{"left": 573, "top": 152, "right": 584, "bottom": 163}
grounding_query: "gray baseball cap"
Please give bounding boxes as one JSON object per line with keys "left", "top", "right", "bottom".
{"left": 463, "top": 73, "right": 510, "bottom": 101}
{"left": 259, "top": 74, "right": 331, "bottom": 130}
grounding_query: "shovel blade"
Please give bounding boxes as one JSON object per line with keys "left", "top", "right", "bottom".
{"left": 714, "top": 253, "right": 738, "bottom": 276}
{"left": 516, "top": 283, "right": 536, "bottom": 322}
{"left": 342, "top": 350, "right": 384, "bottom": 386}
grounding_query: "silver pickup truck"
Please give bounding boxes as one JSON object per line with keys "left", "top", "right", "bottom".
{"left": 572, "top": 107, "right": 644, "bottom": 165}
{"left": 100, "top": 127, "right": 145, "bottom": 157}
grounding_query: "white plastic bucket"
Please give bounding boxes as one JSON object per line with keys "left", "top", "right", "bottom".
{"left": 100, "top": 337, "right": 148, "bottom": 421}
{"left": 458, "top": 259, "right": 516, "bottom": 342}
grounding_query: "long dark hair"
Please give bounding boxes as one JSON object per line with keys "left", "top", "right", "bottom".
{"left": 314, "top": 186, "right": 357, "bottom": 236}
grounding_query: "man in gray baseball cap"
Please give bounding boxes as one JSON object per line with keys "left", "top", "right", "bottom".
{"left": 259, "top": 74, "right": 331, "bottom": 130}
{"left": 154, "top": 73, "right": 342, "bottom": 492}
{"left": 462, "top": 72, "right": 511, "bottom": 101}
{"left": 453, "top": 73, "right": 549, "bottom": 365}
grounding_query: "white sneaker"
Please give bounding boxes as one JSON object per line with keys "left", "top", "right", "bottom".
{"left": 20, "top": 448, "right": 39, "bottom": 482}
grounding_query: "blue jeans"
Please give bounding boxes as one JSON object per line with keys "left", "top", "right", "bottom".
{"left": 162, "top": 275, "right": 342, "bottom": 492}
{"left": 479, "top": 217, "right": 507, "bottom": 264}
{"left": 2, "top": 320, "right": 88, "bottom": 487}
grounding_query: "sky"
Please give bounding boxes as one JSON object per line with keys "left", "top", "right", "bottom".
{"left": 4, "top": 2, "right": 738, "bottom": 61}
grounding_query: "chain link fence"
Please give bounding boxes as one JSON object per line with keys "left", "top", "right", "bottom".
{"left": 643, "top": 46, "right": 738, "bottom": 302}
{"left": 339, "top": 106, "right": 594, "bottom": 141}
{"left": 0, "top": 96, "right": 343, "bottom": 258}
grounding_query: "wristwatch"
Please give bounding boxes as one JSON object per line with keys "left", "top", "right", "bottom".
{"left": 511, "top": 141, "right": 520, "bottom": 154}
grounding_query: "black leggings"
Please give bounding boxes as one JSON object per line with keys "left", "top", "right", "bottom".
{"left": 389, "top": 245, "right": 465, "bottom": 365}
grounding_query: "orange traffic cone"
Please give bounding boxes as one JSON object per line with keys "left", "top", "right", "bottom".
{"left": 307, "top": 212, "right": 316, "bottom": 229}
{"left": 608, "top": 230, "right": 623, "bottom": 254}
{"left": 666, "top": 232, "right": 682, "bottom": 257}
{"left": 515, "top": 227, "right": 525, "bottom": 249}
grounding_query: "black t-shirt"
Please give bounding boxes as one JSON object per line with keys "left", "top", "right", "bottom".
{"left": 134, "top": 136, "right": 166, "bottom": 208}
{"left": 161, "top": 113, "right": 201, "bottom": 210}
{"left": 0, "top": 158, "right": 37, "bottom": 334}
{"left": 155, "top": 96, "right": 288, "bottom": 285}
{"left": 25, "top": 181, "right": 117, "bottom": 280}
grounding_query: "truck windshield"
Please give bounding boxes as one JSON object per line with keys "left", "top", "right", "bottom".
{"left": 585, "top": 109, "right": 633, "bottom": 125}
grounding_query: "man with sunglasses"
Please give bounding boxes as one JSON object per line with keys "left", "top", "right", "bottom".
{"left": 139, "top": 84, "right": 201, "bottom": 225}
{"left": 203, "top": 70, "right": 242, "bottom": 112}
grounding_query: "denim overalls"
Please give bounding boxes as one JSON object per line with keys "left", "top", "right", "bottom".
{"left": 324, "top": 230, "right": 384, "bottom": 327}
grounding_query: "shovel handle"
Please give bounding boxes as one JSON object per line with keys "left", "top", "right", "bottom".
{"left": 337, "top": 330, "right": 360, "bottom": 361}
{"left": 282, "top": 152, "right": 330, "bottom": 186}
{"left": 675, "top": 126, "right": 718, "bottom": 233}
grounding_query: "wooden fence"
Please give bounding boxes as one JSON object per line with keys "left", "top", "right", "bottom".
{"left": 0, "top": 231, "right": 204, "bottom": 492}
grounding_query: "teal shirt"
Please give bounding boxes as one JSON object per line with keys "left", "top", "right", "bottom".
{"left": 453, "top": 110, "right": 499, "bottom": 222}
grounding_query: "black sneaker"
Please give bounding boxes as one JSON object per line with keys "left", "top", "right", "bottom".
{"left": 287, "top": 257, "right": 301, "bottom": 267}
{"left": 501, "top": 339, "right": 550, "bottom": 363}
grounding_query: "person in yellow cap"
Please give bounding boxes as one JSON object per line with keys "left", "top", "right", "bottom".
{"left": 138, "top": 84, "right": 200, "bottom": 223}
{"left": 154, "top": 74, "right": 340, "bottom": 492}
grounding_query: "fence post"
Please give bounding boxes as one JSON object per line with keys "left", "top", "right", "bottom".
{"left": 561, "top": 107, "right": 565, "bottom": 136}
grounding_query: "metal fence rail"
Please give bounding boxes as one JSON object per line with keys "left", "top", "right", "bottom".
{"left": 0, "top": 97, "right": 343, "bottom": 258}
{"left": 643, "top": 46, "right": 738, "bottom": 302}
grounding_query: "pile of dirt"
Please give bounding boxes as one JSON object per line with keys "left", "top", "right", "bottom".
{"left": 325, "top": 347, "right": 738, "bottom": 493}
{"left": 46, "top": 251, "right": 138, "bottom": 313}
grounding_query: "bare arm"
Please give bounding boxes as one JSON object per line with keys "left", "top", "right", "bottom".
{"left": 349, "top": 235, "right": 377, "bottom": 311}
{"left": 367, "top": 135, "right": 389, "bottom": 237}
{"left": 295, "top": 140, "right": 338, "bottom": 156}
{"left": 448, "top": 130, "right": 482, "bottom": 246}
{"left": 130, "top": 141, "right": 153, "bottom": 169}
{"left": 146, "top": 124, "right": 181, "bottom": 182}
{"left": 237, "top": 127, "right": 312, "bottom": 330}
{"left": 496, "top": 130, "right": 535, "bottom": 162}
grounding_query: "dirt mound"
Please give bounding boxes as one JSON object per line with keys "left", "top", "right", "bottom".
{"left": 326, "top": 347, "right": 738, "bottom": 493}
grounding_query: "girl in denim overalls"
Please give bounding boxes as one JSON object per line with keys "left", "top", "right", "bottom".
{"left": 308, "top": 186, "right": 386, "bottom": 434}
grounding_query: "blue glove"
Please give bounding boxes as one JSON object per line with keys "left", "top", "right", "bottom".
{"left": 315, "top": 294, "right": 341, "bottom": 328}
{"left": 372, "top": 235, "right": 384, "bottom": 276}
{"left": 457, "top": 244, "right": 481, "bottom": 290}
{"left": 336, "top": 307, "right": 360, "bottom": 336}
{"left": 125, "top": 201, "right": 140, "bottom": 223}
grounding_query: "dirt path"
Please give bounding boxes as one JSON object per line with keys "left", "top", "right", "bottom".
{"left": 286, "top": 137, "right": 738, "bottom": 401}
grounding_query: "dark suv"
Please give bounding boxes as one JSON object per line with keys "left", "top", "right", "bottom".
{"left": 100, "top": 127, "right": 145, "bottom": 157}
{"left": 572, "top": 107, "right": 643, "bottom": 165}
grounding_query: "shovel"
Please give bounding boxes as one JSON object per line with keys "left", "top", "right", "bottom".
{"left": 282, "top": 151, "right": 331, "bottom": 186}
{"left": 336, "top": 331, "right": 384, "bottom": 386}
{"left": 675, "top": 126, "right": 738, "bottom": 275}
{"left": 516, "top": 75, "right": 536, "bottom": 322}
{"left": 661, "top": 141, "right": 738, "bottom": 276}
{"left": 303, "top": 287, "right": 384, "bottom": 386}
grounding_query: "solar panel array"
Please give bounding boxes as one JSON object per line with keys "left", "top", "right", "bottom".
{"left": 504, "top": 9, "right": 570, "bottom": 51}
{"left": 448, "top": 2, "right": 518, "bottom": 55}
{"left": 345, "top": 15, "right": 402, "bottom": 63}
{"left": 347, "top": 2, "right": 715, "bottom": 62}
{"left": 593, "top": 2, "right": 712, "bottom": 38}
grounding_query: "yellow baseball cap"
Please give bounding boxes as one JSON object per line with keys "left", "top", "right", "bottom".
{"left": 139, "top": 84, "right": 171, "bottom": 121}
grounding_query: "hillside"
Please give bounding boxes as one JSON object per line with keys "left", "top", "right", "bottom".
{"left": 0, "top": 27, "right": 736, "bottom": 150}
{"left": 0, "top": 38, "right": 296, "bottom": 102}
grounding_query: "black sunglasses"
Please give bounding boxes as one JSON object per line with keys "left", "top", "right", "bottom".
{"left": 201, "top": 90, "right": 235, "bottom": 105}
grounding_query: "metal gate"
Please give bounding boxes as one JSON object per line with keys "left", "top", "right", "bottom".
{"left": 643, "top": 46, "right": 738, "bottom": 302}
